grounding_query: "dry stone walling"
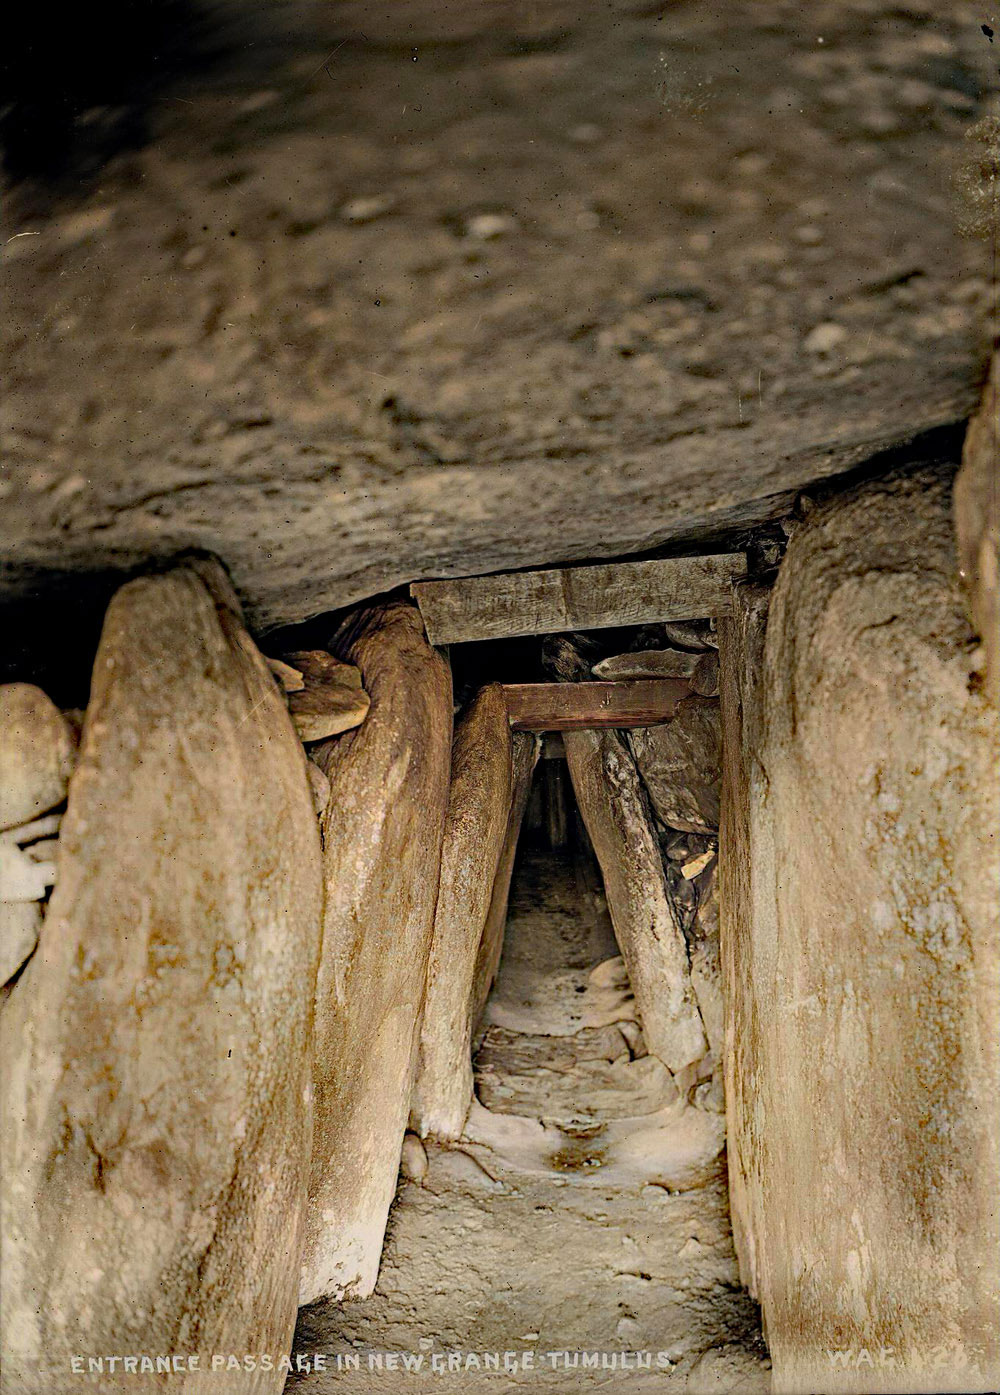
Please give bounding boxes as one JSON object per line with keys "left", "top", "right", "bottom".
{"left": 0, "top": 684, "right": 76, "bottom": 991}
{"left": 718, "top": 463, "right": 1000, "bottom": 1394}
{"left": 1, "top": 559, "right": 324, "bottom": 1395}
{"left": 300, "top": 601, "right": 452, "bottom": 1305}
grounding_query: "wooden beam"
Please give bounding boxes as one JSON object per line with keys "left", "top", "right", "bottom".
{"left": 411, "top": 553, "right": 746, "bottom": 645}
{"left": 502, "top": 680, "right": 689, "bottom": 731}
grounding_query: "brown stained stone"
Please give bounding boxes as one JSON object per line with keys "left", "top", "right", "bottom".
{"left": 564, "top": 728, "right": 706, "bottom": 1074}
{"left": 721, "top": 471, "right": 1000, "bottom": 1393}
{"left": 0, "top": 560, "right": 323, "bottom": 1395}
{"left": 0, "top": 684, "right": 75, "bottom": 832}
{"left": 411, "top": 684, "right": 516, "bottom": 1142}
{"left": 470, "top": 731, "right": 540, "bottom": 1042}
{"left": 954, "top": 353, "right": 999, "bottom": 702}
{"left": 301, "top": 602, "right": 452, "bottom": 1304}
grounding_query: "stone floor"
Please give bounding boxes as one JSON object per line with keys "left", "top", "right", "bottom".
{"left": 290, "top": 844, "right": 770, "bottom": 1393}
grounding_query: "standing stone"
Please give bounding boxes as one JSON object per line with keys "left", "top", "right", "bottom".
{"left": 721, "top": 469, "right": 1000, "bottom": 1393}
{"left": 0, "top": 560, "right": 323, "bottom": 1395}
{"left": 301, "top": 603, "right": 452, "bottom": 1305}
{"left": 411, "top": 684, "right": 516, "bottom": 1141}
{"left": 954, "top": 352, "right": 999, "bottom": 702}
{"left": 628, "top": 696, "right": 722, "bottom": 833}
{"left": 0, "top": 684, "right": 75, "bottom": 832}
{"left": 564, "top": 728, "right": 706, "bottom": 1073}
{"left": 470, "top": 731, "right": 540, "bottom": 1042}
{"left": 717, "top": 581, "right": 772, "bottom": 1300}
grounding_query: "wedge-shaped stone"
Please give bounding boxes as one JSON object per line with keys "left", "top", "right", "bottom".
{"left": 281, "top": 649, "right": 370, "bottom": 741}
{"left": 0, "top": 560, "right": 323, "bottom": 1395}
{"left": 301, "top": 602, "right": 452, "bottom": 1305}
{"left": 564, "top": 729, "right": 706, "bottom": 1073}
{"left": 411, "top": 684, "right": 516, "bottom": 1142}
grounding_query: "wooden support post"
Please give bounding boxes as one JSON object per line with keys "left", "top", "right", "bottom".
{"left": 501, "top": 679, "right": 689, "bottom": 731}
{"left": 411, "top": 554, "right": 747, "bottom": 645}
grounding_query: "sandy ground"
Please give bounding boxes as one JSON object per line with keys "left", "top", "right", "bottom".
{"left": 289, "top": 845, "right": 769, "bottom": 1394}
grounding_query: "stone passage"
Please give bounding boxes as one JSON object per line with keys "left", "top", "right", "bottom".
{"left": 291, "top": 828, "right": 770, "bottom": 1393}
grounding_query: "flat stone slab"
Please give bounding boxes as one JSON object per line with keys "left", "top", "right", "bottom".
{"left": 1, "top": 2, "right": 994, "bottom": 631}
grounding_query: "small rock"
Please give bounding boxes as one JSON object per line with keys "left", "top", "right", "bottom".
{"left": 284, "top": 651, "right": 363, "bottom": 688}
{"left": 289, "top": 685, "right": 370, "bottom": 742}
{"left": 616, "top": 1317, "right": 643, "bottom": 1341}
{"left": 0, "top": 685, "right": 76, "bottom": 832}
{"left": 282, "top": 651, "right": 370, "bottom": 742}
{"left": 340, "top": 194, "right": 397, "bottom": 224}
{"left": 465, "top": 212, "right": 517, "bottom": 240}
{"left": 691, "top": 652, "right": 720, "bottom": 697}
{"left": 681, "top": 849, "right": 716, "bottom": 880}
{"left": 593, "top": 648, "right": 700, "bottom": 681}
{"left": 399, "top": 1132, "right": 429, "bottom": 1185}
{"left": 659, "top": 621, "right": 717, "bottom": 651}
{"left": 803, "top": 322, "right": 846, "bottom": 354}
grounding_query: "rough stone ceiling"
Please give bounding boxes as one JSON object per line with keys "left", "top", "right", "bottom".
{"left": 1, "top": 0, "right": 995, "bottom": 631}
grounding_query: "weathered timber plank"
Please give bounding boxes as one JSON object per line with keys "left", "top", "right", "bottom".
{"left": 411, "top": 554, "right": 747, "bottom": 645}
{"left": 502, "top": 680, "right": 690, "bottom": 731}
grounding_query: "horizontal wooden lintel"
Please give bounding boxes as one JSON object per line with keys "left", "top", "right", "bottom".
{"left": 501, "top": 679, "right": 689, "bottom": 731}
{"left": 411, "top": 553, "right": 747, "bottom": 646}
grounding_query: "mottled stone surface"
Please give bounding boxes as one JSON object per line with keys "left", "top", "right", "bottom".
{"left": 954, "top": 352, "right": 999, "bottom": 701}
{"left": 565, "top": 728, "right": 706, "bottom": 1074}
{"left": 0, "top": 684, "right": 74, "bottom": 832}
{"left": 1, "top": 3, "right": 994, "bottom": 635}
{"left": 301, "top": 602, "right": 452, "bottom": 1305}
{"left": 411, "top": 684, "right": 516, "bottom": 1142}
{"left": 0, "top": 561, "right": 323, "bottom": 1394}
{"left": 719, "top": 471, "right": 1000, "bottom": 1393}
{"left": 629, "top": 697, "right": 722, "bottom": 833}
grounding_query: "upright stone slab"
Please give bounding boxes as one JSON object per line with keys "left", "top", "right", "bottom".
{"left": 411, "top": 684, "right": 516, "bottom": 1142}
{"left": 470, "top": 731, "right": 539, "bottom": 1042}
{"left": 717, "top": 581, "right": 773, "bottom": 1299}
{"left": 301, "top": 603, "right": 452, "bottom": 1304}
{"left": 0, "top": 561, "right": 323, "bottom": 1395}
{"left": 722, "top": 470, "right": 1000, "bottom": 1393}
{"left": 564, "top": 728, "right": 706, "bottom": 1074}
